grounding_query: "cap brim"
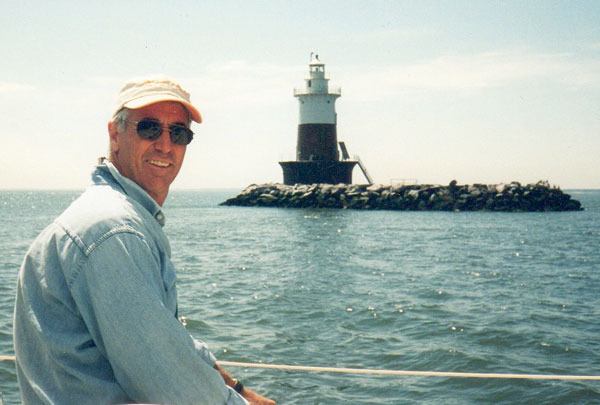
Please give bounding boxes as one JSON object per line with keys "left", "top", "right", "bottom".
{"left": 124, "top": 94, "right": 202, "bottom": 123}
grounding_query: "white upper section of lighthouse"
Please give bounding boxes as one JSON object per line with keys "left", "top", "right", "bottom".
{"left": 294, "top": 54, "right": 341, "bottom": 125}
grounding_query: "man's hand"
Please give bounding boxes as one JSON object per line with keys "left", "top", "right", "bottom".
{"left": 241, "top": 387, "right": 276, "bottom": 405}
{"left": 214, "top": 362, "right": 275, "bottom": 405}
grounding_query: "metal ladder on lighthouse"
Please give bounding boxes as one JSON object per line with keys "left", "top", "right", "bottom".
{"left": 354, "top": 155, "right": 374, "bottom": 185}
{"left": 339, "top": 141, "right": 374, "bottom": 185}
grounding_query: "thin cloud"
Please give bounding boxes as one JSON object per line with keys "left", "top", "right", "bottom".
{"left": 340, "top": 50, "right": 600, "bottom": 99}
{"left": 347, "top": 26, "right": 438, "bottom": 42}
{"left": 0, "top": 82, "right": 35, "bottom": 93}
{"left": 184, "top": 62, "right": 299, "bottom": 106}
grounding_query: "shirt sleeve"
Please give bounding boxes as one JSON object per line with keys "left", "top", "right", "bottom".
{"left": 194, "top": 338, "right": 218, "bottom": 365}
{"left": 70, "top": 231, "right": 247, "bottom": 404}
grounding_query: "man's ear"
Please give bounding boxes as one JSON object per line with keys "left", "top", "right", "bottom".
{"left": 108, "top": 121, "right": 119, "bottom": 153}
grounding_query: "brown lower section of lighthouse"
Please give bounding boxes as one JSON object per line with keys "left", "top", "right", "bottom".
{"left": 297, "top": 123, "right": 338, "bottom": 161}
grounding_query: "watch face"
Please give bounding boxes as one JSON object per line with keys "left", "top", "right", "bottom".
{"left": 234, "top": 380, "right": 244, "bottom": 393}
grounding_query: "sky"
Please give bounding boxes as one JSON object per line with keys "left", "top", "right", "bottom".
{"left": 1, "top": 0, "right": 599, "bottom": 190}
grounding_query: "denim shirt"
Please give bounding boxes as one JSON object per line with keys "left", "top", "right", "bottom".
{"left": 13, "top": 161, "right": 247, "bottom": 404}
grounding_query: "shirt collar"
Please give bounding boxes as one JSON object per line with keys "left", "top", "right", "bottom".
{"left": 94, "top": 158, "right": 166, "bottom": 227}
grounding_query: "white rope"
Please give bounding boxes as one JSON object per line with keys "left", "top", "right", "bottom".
{"left": 218, "top": 361, "right": 600, "bottom": 381}
{"left": 2, "top": 355, "right": 598, "bottom": 381}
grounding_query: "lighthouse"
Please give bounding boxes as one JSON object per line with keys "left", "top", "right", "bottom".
{"left": 279, "top": 54, "right": 358, "bottom": 185}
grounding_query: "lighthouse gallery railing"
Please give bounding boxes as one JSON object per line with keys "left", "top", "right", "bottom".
{"left": 293, "top": 86, "right": 341, "bottom": 96}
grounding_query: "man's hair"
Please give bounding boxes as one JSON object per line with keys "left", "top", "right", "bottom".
{"left": 113, "top": 108, "right": 130, "bottom": 134}
{"left": 107, "top": 108, "right": 129, "bottom": 159}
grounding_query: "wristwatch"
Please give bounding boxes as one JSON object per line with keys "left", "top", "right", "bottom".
{"left": 232, "top": 378, "right": 244, "bottom": 394}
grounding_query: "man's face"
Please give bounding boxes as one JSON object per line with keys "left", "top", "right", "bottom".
{"left": 109, "top": 101, "right": 189, "bottom": 205}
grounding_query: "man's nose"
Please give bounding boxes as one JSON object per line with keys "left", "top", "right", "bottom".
{"left": 153, "top": 128, "right": 173, "bottom": 152}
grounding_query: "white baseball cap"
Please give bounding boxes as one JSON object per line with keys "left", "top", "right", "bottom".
{"left": 113, "top": 75, "right": 202, "bottom": 123}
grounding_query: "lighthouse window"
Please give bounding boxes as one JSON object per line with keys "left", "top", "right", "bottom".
{"left": 308, "top": 80, "right": 311, "bottom": 87}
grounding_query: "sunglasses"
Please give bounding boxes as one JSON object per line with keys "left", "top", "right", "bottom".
{"left": 127, "top": 118, "right": 194, "bottom": 145}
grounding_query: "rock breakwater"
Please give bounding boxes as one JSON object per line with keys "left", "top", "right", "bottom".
{"left": 221, "top": 180, "right": 582, "bottom": 211}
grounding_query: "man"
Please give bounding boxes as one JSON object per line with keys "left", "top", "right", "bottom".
{"left": 13, "top": 76, "right": 275, "bottom": 404}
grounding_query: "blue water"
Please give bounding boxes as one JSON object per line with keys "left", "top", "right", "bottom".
{"left": 1, "top": 189, "right": 599, "bottom": 404}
